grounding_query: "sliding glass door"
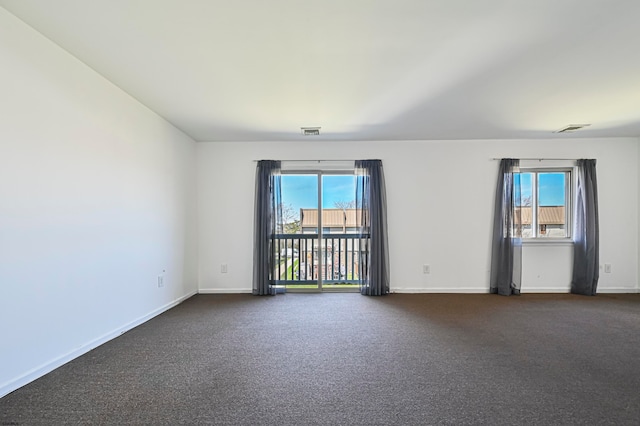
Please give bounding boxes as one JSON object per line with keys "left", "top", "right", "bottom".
{"left": 278, "top": 171, "right": 358, "bottom": 292}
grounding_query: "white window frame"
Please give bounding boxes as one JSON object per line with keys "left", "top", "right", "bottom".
{"left": 519, "top": 167, "right": 573, "bottom": 243}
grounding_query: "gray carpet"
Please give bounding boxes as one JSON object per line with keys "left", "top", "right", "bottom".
{"left": 1, "top": 293, "right": 640, "bottom": 425}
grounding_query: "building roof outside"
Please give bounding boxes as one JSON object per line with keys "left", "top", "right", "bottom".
{"left": 516, "top": 206, "right": 565, "bottom": 225}
{"left": 300, "top": 207, "right": 565, "bottom": 227}
{"left": 300, "top": 208, "right": 361, "bottom": 228}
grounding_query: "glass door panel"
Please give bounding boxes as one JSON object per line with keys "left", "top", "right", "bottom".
{"left": 280, "top": 174, "right": 319, "bottom": 290}
{"left": 321, "top": 174, "right": 358, "bottom": 291}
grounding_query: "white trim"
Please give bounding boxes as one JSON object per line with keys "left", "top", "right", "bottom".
{"left": 522, "top": 239, "right": 573, "bottom": 246}
{"left": 518, "top": 159, "right": 577, "bottom": 168}
{"left": 0, "top": 290, "right": 197, "bottom": 399}
{"left": 594, "top": 287, "right": 640, "bottom": 294}
{"left": 176, "top": 287, "right": 640, "bottom": 295}
{"left": 391, "top": 287, "right": 490, "bottom": 293}
{"left": 281, "top": 160, "right": 354, "bottom": 172}
{"left": 393, "top": 287, "right": 639, "bottom": 294}
{"left": 198, "top": 288, "right": 253, "bottom": 294}
{"left": 520, "top": 287, "right": 571, "bottom": 293}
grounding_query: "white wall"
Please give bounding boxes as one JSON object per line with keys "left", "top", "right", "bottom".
{"left": 0, "top": 8, "right": 198, "bottom": 396}
{"left": 198, "top": 138, "right": 638, "bottom": 294}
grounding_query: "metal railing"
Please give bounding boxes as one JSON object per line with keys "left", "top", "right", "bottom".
{"left": 272, "top": 233, "right": 369, "bottom": 285}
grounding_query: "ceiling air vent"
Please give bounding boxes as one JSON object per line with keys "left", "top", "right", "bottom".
{"left": 554, "top": 124, "right": 591, "bottom": 133}
{"left": 301, "top": 127, "right": 321, "bottom": 136}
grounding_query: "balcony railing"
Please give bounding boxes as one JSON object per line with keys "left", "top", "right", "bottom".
{"left": 272, "top": 233, "right": 369, "bottom": 285}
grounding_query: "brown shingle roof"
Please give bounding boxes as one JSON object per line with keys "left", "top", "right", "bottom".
{"left": 516, "top": 206, "right": 565, "bottom": 225}
{"left": 300, "top": 207, "right": 565, "bottom": 227}
{"left": 300, "top": 208, "right": 360, "bottom": 228}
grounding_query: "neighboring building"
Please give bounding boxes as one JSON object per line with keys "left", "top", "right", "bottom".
{"left": 298, "top": 206, "right": 565, "bottom": 237}
{"left": 516, "top": 206, "right": 566, "bottom": 237}
{"left": 300, "top": 208, "right": 361, "bottom": 234}
{"left": 277, "top": 209, "right": 365, "bottom": 282}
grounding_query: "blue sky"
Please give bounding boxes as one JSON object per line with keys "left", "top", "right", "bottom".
{"left": 282, "top": 172, "right": 566, "bottom": 213}
{"left": 519, "top": 172, "right": 565, "bottom": 206}
{"left": 282, "top": 174, "right": 355, "bottom": 212}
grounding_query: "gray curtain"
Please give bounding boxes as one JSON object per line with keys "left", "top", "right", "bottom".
{"left": 490, "top": 159, "right": 522, "bottom": 296}
{"left": 252, "top": 160, "right": 282, "bottom": 296}
{"left": 355, "top": 160, "right": 390, "bottom": 296}
{"left": 571, "top": 159, "right": 599, "bottom": 296}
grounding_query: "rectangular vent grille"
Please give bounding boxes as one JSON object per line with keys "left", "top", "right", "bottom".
{"left": 301, "top": 127, "right": 321, "bottom": 136}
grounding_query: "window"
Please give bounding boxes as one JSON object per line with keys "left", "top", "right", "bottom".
{"left": 518, "top": 169, "right": 571, "bottom": 239}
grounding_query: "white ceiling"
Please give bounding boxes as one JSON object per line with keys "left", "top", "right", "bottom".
{"left": 2, "top": 0, "right": 640, "bottom": 142}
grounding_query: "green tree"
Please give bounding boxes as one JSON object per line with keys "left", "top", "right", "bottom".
{"left": 281, "top": 203, "right": 301, "bottom": 234}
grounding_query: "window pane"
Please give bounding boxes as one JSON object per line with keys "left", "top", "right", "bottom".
{"left": 322, "top": 175, "right": 356, "bottom": 211}
{"left": 537, "top": 172, "right": 566, "bottom": 238}
{"left": 322, "top": 175, "right": 358, "bottom": 287}
{"left": 519, "top": 173, "right": 533, "bottom": 238}
{"left": 281, "top": 174, "right": 319, "bottom": 287}
{"left": 282, "top": 174, "right": 318, "bottom": 234}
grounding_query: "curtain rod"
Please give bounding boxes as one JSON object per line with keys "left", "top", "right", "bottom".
{"left": 253, "top": 159, "right": 357, "bottom": 162}
{"left": 491, "top": 158, "right": 576, "bottom": 161}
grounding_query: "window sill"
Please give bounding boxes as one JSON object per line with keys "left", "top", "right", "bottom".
{"left": 522, "top": 238, "right": 573, "bottom": 246}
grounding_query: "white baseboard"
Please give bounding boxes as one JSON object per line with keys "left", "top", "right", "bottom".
{"left": 196, "top": 287, "right": 639, "bottom": 295}
{"left": 523, "top": 287, "right": 639, "bottom": 294}
{"left": 0, "top": 290, "right": 197, "bottom": 399}
{"left": 520, "top": 287, "right": 571, "bottom": 293}
{"left": 198, "top": 288, "right": 252, "bottom": 294}
{"left": 391, "top": 287, "right": 490, "bottom": 293}
{"left": 595, "top": 287, "right": 640, "bottom": 294}
{"left": 393, "top": 287, "right": 639, "bottom": 294}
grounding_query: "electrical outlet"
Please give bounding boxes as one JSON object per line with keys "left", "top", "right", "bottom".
{"left": 157, "top": 275, "right": 164, "bottom": 287}
{"left": 221, "top": 264, "right": 228, "bottom": 273}
{"left": 604, "top": 264, "right": 612, "bottom": 273}
{"left": 423, "top": 264, "right": 430, "bottom": 274}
